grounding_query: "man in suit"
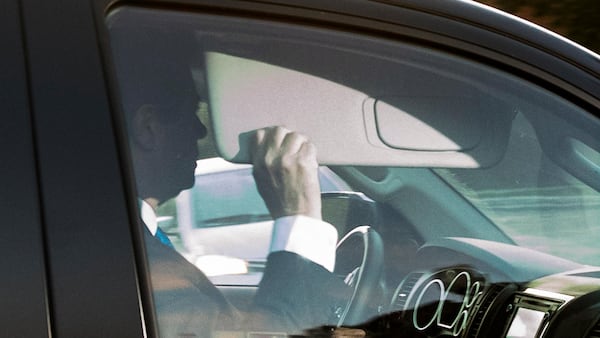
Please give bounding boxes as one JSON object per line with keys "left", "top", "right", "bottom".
{"left": 122, "top": 48, "right": 350, "bottom": 337}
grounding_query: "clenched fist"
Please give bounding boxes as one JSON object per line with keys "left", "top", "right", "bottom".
{"left": 251, "top": 126, "right": 322, "bottom": 220}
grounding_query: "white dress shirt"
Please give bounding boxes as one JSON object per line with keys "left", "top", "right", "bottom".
{"left": 140, "top": 200, "right": 338, "bottom": 272}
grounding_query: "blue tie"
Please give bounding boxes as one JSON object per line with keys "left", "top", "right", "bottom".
{"left": 155, "top": 227, "right": 174, "bottom": 248}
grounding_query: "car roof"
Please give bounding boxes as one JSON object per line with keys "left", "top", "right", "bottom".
{"left": 392, "top": 0, "right": 600, "bottom": 63}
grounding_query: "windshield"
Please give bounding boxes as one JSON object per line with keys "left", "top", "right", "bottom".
{"left": 436, "top": 112, "right": 600, "bottom": 265}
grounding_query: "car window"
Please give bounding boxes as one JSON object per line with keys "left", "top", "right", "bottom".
{"left": 107, "top": 5, "right": 600, "bottom": 338}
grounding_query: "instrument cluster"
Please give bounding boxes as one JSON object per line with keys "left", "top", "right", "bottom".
{"left": 390, "top": 267, "right": 487, "bottom": 337}
{"left": 384, "top": 266, "right": 600, "bottom": 338}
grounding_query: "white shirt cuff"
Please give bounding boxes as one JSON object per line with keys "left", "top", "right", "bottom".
{"left": 270, "top": 215, "right": 338, "bottom": 272}
{"left": 140, "top": 199, "right": 157, "bottom": 236}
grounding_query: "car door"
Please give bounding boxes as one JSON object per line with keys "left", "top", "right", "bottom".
{"left": 101, "top": 2, "right": 600, "bottom": 338}
{"left": 20, "top": 0, "right": 147, "bottom": 336}
{"left": 12, "top": 0, "right": 600, "bottom": 337}
{"left": 0, "top": 1, "right": 49, "bottom": 337}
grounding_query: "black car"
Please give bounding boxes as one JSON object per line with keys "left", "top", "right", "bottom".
{"left": 2, "top": 0, "right": 599, "bottom": 337}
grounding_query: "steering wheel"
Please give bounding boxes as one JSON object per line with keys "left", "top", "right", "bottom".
{"left": 334, "top": 225, "right": 384, "bottom": 326}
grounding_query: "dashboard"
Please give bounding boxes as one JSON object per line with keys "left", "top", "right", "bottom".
{"left": 362, "top": 238, "right": 600, "bottom": 338}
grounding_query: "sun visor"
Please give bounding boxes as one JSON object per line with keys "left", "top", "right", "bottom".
{"left": 205, "top": 52, "right": 511, "bottom": 168}
{"left": 373, "top": 97, "right": 483, "bottom": 151}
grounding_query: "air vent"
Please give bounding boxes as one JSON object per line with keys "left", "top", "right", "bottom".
{"left": 392, "top": 272, "right": 423, "bottom": 311}
{"left": 467, "top": 284, "right": 504, "bottom": 338}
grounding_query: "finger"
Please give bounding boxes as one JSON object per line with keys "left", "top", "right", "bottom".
{"left": 261, "top": 126, "right": 290, "bottom": 167}
{"left": 298, "top": 141, "right": 319, "bottom": 169}
{"left": 251, "top": 128, "right": 267, "bottom": 165}
{"left": 280, "top": 132, "right": 308, "bottom": 156}
{"left": 252, "top": 126, "right": 289, "bottom": 167}
{"left": 264, "top": 126, "right": 289, "bottom": 150}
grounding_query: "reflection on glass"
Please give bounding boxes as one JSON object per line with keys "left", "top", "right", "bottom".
{"left": 436, "top": 112, "right": 600, "bottom": 265}
{"left": 506, "top": 308, "right": 545, "bottom": 338}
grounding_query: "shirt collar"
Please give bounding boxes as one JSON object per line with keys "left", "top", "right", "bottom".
{"left": 140, "top": 199, "right": 158, "bottom": 236}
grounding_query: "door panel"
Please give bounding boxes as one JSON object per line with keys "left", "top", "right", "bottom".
{"left": 21, "top": 0, "right": 146, "bottom": 336}
{"left": 0, "top": 0, "right": 49, "bottom": 337}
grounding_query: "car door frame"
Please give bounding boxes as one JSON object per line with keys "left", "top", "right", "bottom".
{"left": 0, "top": 1, "right": 50, "bottom": 337}
{"left": 21, "top": 0, "right": 147, "bottom": 336}
{"left": 16, "top": 0, "right": 599, "bottom": 337}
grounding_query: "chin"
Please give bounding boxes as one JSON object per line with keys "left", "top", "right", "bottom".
{"left": 182, "top": 179, "right": 195, "bottom": 191}
{"left": 180, "top": 173, "right": 197, "bottom": 190}
{"left": 159, "top": 176, "right": 195, "bottom": 202}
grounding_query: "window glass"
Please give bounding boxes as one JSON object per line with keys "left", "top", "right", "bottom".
{"left": 107, "top": 5, "right": 600, "bottom": 338}
{"left": 436, "top": 112, "right": 600, "bottom": 264}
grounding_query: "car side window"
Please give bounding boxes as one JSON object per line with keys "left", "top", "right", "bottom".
{"left": 106, "top": 5, "right": 600, "bottom": 338}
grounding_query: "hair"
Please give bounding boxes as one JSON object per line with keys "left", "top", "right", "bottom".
{"left": 110, "top": 22, "right": 200, "bottom": 125}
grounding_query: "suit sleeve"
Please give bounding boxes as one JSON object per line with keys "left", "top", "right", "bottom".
{"left": 146, "top": 220, "right": 350, "bottom": 337}
{"left": 148, "top": 236, "right": 349, "bottom": 337}
{"left": 240, "top": 216, "right": 351, "bottom": 333}
{"left": 247, "top": 251, "right": 351, "bottom": 334}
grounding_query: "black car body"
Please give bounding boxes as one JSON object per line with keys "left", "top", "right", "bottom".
{"left": 1, "top": 0, "right": 599, "bottom": 337}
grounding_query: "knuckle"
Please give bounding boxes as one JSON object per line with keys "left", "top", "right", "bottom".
{"left": 273, "top": 126, "right": 286, "bottom": 136}
{"left": 254, "top": 129, "right": 265, "bottom": 143}
{"left": 280, "top": 156, "right": 295, "bottom": 170}
{"left": 275, "top": 126, "right": 290, "bottom": 133}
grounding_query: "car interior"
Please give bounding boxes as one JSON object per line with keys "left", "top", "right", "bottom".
{"left": 108, "top": 6, "right": 600, "bottom": 338}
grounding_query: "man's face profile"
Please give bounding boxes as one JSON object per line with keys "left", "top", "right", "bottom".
{"left": 157, "top": 102, "right": 207, "bottom": 194}
{"left": 131, "top": 98, "right": 207, "bottom": 204}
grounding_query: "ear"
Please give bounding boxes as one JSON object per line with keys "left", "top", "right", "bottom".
{"left": 131, "top": 104, "right": 160, "bottom": 151}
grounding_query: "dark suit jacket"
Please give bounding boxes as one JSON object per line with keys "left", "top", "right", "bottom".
{"left": 144, "top": 230, "right": 350, "bottom": 338}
